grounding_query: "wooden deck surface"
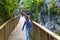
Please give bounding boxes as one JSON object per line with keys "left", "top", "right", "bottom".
{"left": 8, "top": 16, "right": 26, "bottom": 40}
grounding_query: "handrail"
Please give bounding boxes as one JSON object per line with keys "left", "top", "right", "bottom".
{"left": 0, "top": 15, "right": 60, "bottom": 40}
{"left": 31, "top": 21, "right": 60, "bottom": 40}
{"left": 0, "top": 16, "right": 20, "bottom": 40}
{"left": 0, "top": 16, "right": 20, "bottom": 30}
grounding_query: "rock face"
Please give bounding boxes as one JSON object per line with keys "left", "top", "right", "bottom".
{"left": 38, "top": 0, "right": 60, "bottom": 33}
{"left": 38, "top": 13, "right": 60, "bottom": 33}
{"left": 38, "top": 3, "right": 48, "bottom": 26}
{"left": 50, "top": 15, "right": 60, "bottom": 33}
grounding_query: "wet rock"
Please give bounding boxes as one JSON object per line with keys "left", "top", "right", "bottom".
{"left": 57, "top": 19, "right": 60, "bottom": 25}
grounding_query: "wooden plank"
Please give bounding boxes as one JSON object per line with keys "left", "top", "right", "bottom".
{"left": 0, "top": 28, "right": 5, "bottom": 40}
{"left": 33, "top": 21, "right": 60, "bottom": 40}
{"left": 0, "top": 16, "right": 20, "bottom": 40}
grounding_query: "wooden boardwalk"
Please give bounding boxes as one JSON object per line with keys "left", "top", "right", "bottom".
{"left": 8, "top": 16, "right": 26, "bottom": 40}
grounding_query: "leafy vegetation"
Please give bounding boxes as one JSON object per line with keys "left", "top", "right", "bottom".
{"left": 57, "top": 29, "right": 60, "bottom": 36}
{"left": 23, "top": 0, "right": 60, "bottom": 22}
{"left": 0, "top": 0, "right": 18, "bottom": 25}
{"left": 48, "top": 0, "right": 60, "bottom": 15}
{"left": 23, "top": 0, "right": 43, "bottom": 22}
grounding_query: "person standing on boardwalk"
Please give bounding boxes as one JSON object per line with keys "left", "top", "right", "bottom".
{"left": 22, "top": 15, "right": 32, "bottom": 40}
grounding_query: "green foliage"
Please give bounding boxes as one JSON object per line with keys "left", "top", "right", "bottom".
{"left": 48, "top": 0, "right": 60, "bottom": 15}
{"left": 48, "top": 0, "right": 55, "bottom": 11}
{"left": 0, "top": 0, "right": 5, "bottom": 25}
{"left": 48, "top": 0, "right": 56, "bottom": 15}
{"left": 57, "top": 6, "right": 60, "bottom": 15}
{"left": 6, "top": 0, "right": 18, "bottom": 18}
{"left": 23, "top": 0, "right": 60, "bottom": 21}
{"left": 23, "top": 0, "right": 43, "bottom": 22}
{"left": 57, "top": 29, "right": 60, "bottom": 36}
{"left": 0, "top": 0, "right": 18, "bottom": 25}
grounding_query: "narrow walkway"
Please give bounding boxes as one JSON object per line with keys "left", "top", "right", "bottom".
{"left": 8, "top": 16, "right": 26, "bottom": 40}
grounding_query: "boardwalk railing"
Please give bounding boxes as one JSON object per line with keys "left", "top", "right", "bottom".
{"left": 31, "top": 21, "right": 60, "bottom": 40}
{"left": 0, "top": 15, "right": 60, "bottom": 40}
{"left": 0, "top": 16, "right": 20, "bottom": 40}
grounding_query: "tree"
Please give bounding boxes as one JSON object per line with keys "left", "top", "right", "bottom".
{"left": 23, "top": 0, "right": 43, "bottom": 22}
{"left": 48, "top": 0, "right": 56, "bottom": 14}
{"left": 0, "top": 0, "right": 18, "bottom": 25}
